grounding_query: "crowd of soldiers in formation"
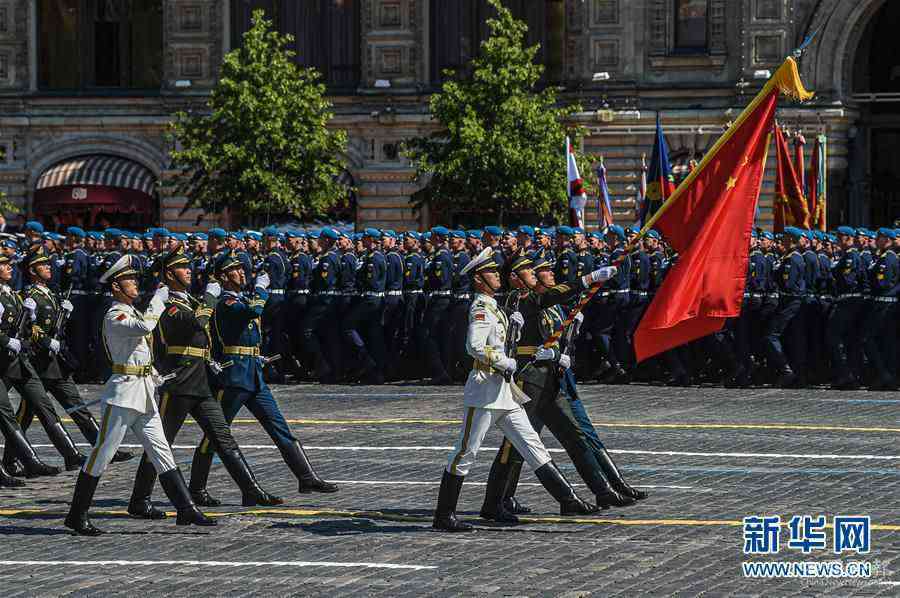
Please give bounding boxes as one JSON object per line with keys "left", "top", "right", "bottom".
{"left": 9, "top": 218, "right": 900, "bottom": 394}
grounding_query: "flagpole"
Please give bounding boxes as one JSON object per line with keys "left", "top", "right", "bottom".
{"left": 538, "top": 57, "right": 812, "bottom": 349}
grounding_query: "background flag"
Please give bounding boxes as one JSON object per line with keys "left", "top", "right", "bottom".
{"left": 773, "top": 124, "right": 811, "bottom": 232}
{"left": 633, "top": 57, "right": 813, "bottom": 362}
{"left": 809, "top": 133, "right": 827, "bottom": 230}
{"left": 793, "top": 131, "right": 806, "bottom": 198}
{"left": 635, "top": 153, "right": 648, "bottom": 226}
{"left": 639, "top": 114, "right": 676, "bottom": 226}
{"left": 566, "top": 136, "right": 587, "bottom": 228}
{"left": 595, "top": 157, "right": 614, "bottom": 229}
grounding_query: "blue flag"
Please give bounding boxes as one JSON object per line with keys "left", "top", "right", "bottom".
{"left": 640, "top": 114, "right": 676, "bottom": 226}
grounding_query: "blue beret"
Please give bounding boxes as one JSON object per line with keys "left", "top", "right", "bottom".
{"left": 836, "top": 226, "right": 855, "bottom": 236}
{"left": 856, "top": 228, "right": 873, "bottom": 238}
{"left": 827, "top": 234, "right": 838, "bottom": 244}
{"left": 53, "top": 233, "right": 66, "bottom": 241}
{"left": 320, "top": 227, "right": 340, "bottom": 240}
{"left": 761, "top": 231, "right": 774, "bottom": 241}
{"left": 605, "top": 224, "right": 626, "bottom": 240}
{"left": 646, "top": 230, "right": 661, "bottom": 240}
{"left": 152, "top": 228, "right": 170, "bottom": 237}
{"left": 226, "top": 230, "right": 240, "bottom": 239}
{"left": 484, "top": 226, "right": 503, "bottom": 236}
{"left": 517, "top": 225, "right": 534, "bottom": 237}
{"left": 404, "top": 231, "right": 420, "bottom": 240}
{"left": 25, "top": 221, "right": 44, "bottom": 233}
{"left": 104, "top": 228, "right": 122, "bottom": 239}
{"left": 208, "top": 228, "right": 227, "bottom": 240}
{"left": 431, "top": 226, "right": 449, "bottom": 237}
{"left": 628, "top": 225, "right": 641, "bottom": 235}
{"left": 382, "top": 230, "right": 398, "bottom": 239}
{"left": 139, "top": 232, "right": 151, "bottom": 240}
{"left": 192, "top": 232, "right": 208, "bottom": 241}
{"left": 466, "top": 230, "right": 483, "bottom": 239}
{"left": 450, "top": 230, "right": 466, "bottom": 239}
{"left": 308, "top": 230, "right": 321, "bottom": 239}
{"left": 170, "top": 232, "right": 186, "bottom": 241}
{"left": 535, "top": 228, "right": 549, "bottom": 237}
{"left": 246, "top": 231, "right": 262, "bottom": 241}
{"left": 422, "top": 232, "right": 433, "bottom": 240}
{"left": 364, "top": 228, "right": 382, "bottom": 239}
{"left": 572, "top": 227, "right": 585, "bottom": 236}
{"left": 262, "top": 226, "right": 279, "bottom": 237}
{"left": 784, "top": 227, "right": 804, "bottom": 239}
{"left": 750, "top": 230, "right": 758, "bottom": 239}
{"left": 1, "top": 239, "right": 16, "bottom": 249}
{"left": 877, "top": 227, "right": 897, "bottom": 239}
{"left": 66, "top": 226, "right": 86, "bottom": 238}
{"left": 86, "top": 231, "right": 103, "bottom": 240}
{"left": 557, "top": 226, "right": 574, "bottom": 236}
{"left": 285, "top": 230, "right": 303, "bottom": 239}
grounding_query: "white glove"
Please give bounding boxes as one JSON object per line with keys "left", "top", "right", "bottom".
{"left": 208, "top": 361, "right": 224, "bottom": 375}
{"left": 153, "top": 285, "right": 169, "bottom": 304}
{"left": 23, "top": 298, "right": 36, "bottom": 321}
{"left": 6, "top": 338, "right": 20, "bottom": 354}
{"left": 582, "top": 266, "right": 617, "bottom": 287}
{"left": 204, "top": 282, "right": 222, "bottom": 298}
{"left": 49, "top": 338, "right": 61, "bottom": 354}
{"left": 497, "top": 356, "right": 517, "bottom": 375}
{"left": 558, "top": 354, "right": 571, "bottom": 370}
{"left": 573, "top": 311, "right": 585, "bottom": 336}
{"left": 0, "top": 303, "right": 5, "bottom": 319}
{"left": 61, "top": 300, "right": 74, "bottom": 313}
{"left": 255, "top": 272, "right": 270, "bottom": 290}
{"left": 534, "top": 347, "right": 557, "bottom": 362}
{"left": 509, "top": 311, "right": 524, "bottom": 329}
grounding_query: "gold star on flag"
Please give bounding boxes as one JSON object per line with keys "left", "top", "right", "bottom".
{"left": 726, "top": 176, "right": 737, "bottom": 190}
{"left": 742, "top": 155, "right": 750, "bottom": 167}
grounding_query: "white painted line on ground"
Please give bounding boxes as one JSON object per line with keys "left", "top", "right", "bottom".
{"left": 14, "top": 443, "right": 900, "bottom": 461}
{"left": 877, "top": 581, "right": 900, "bottom": 586}
{"left": 0, "top": 560, "right": 436, "bottom": 571}
{"left": 326, "top": 480, "right": 694, "bottom": 490}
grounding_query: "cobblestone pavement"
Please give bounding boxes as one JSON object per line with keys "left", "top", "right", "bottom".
{"left": 1, "top": 382, "right": 900, "bottom": 596}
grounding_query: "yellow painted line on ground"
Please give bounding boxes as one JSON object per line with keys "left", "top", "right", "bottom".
{"left": 3, "top": 507, "right": 900, "bottom": 532}
{"left": 61, "top": 416, "right": 900, "bottom": 434}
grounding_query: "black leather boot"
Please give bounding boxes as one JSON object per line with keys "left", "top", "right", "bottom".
{"left": 218, "top": 448, "right": 283, "bottom": 507}
{"left": 478, "top": 450, "right": 518, "bottom": 523}
{"left": 0, "top": 460, "right": 24, "bottom": 487}
{"left": 188, "top": 447, "right": 221, "bottom": 507}
{"left": 158, "top": 468, "right": 217, "bottom": 527}
{"left": 594, "top": 448, "right": 647, "bottom": 501}
{"left": 777, "top": 365, "right": 800, "bottom": 388}
{"left": 127, "top": 455, "right": 167, "bottom": 520}
{"left": 433, "top": 470, "right": 473, "bottom": 532}
{"left": 501, "top": 462, "right": 531, "bottom": 514}
{"left": 64, "top": 470, "right": 102, "bottom": 536}
{"left": 44, "top": 422, "right": 85, "bottom": 471}
{"left": 280, "top": 440, "right": 338, "bottom": 493}
{"left": 112, "top": 450, "right": 135, "bottom": 463}
{"left": 533, "top": 461, "right": 597, "bottom": 516}
{"left": 5, "top": 428, "right": 60, "bottom": 477}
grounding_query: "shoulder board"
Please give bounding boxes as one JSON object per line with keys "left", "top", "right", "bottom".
{"left": 224, "top": 298, "right": 237, "bottom": 306}
{"left": 553, "top": 284, "right": 571, "bottom": 293}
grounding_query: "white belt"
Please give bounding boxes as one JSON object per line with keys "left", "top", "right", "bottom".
{"left": 70, "top": 290, "right": 91, "bottom": 296}
{"left": 268, "top": 289, "right": 285, "bottom": 295}
{"left": 454, "top": 293, "right": 472, "bottom": 300}
{"left": 429, "top": 290, "right": 452, "bottom": 296}
{"left": 315, "top": 291, "right": 340, "bottom": 296}
{"left": 873, "top": 296, "right": 898, "bottom": 303}
{"left": 405, "top": 289, "right": 424, "bottom": 294}
{"left": 362, "top": 292, "right": 384, "bottom": 297}
{"left": 289, "top": 289, "right": 309, "bottom": 295}
{"left": 837, "top": 293, "right": 861, "bottom": 299}
{"left": 386, "top": 290, "right": 402, "bottom": 296}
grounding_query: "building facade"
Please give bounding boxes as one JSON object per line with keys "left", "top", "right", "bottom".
{"left": 0, "top": 0, "right": 896, "bottom": 231}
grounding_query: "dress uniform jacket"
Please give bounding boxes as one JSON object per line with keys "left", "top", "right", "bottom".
{"left": 0, "top": 284, "right": 35, "bottom": 380}
{"left": 463, "top": 293, "right": 522, "bottom": 410}
{"left": 101, "top": 296, "right": 166, "bottom": 414}
{"left": 26, "top": 284, "right": 65, "bottom": 379}
{"left": 156, "top": 290, "right": 214, "bottom": 398}
{"left": 211, "top": 289, "right": 267, "bottom": 392}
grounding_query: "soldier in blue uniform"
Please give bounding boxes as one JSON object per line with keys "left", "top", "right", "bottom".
{"left": 594, "top": 225, "right": 632, "bottom": 382}
{"left": 189, "top": 232, "right": 209, "bottom": 296}
{"left": 765, "top": 227, "right": 806, "bottom": 387}
{"left": 422, "top": 226, "right": 454, "bottom": 384}
{"left": 342, "top": 228, "right": 387, "bottom": 384}
{"left": 449, "top": 230, "right": 473, "bottom": 381}
{"left": 400, "top": 232, "right": 425, "bottom": 377}
{"left": 337, "top": 232, "right": 358, "bottom": 325}
{"left": 862, "top": 228, "right": 899, "bottom": 390}
{"left": 300, "top": 227, "right": 343, "bottom": 383}
{"left": 62, "top": 227, "right": 92, "bottom": 381}
{"left": 828, "top": 226, "right": 865, "bottom": 389}
{"left": 260, "top": 226, "right": 291, "bottom": 384}
{"left": 188, "top": 252, "right": 338, "bottom": 504}
{"left": 285, "top": 230, "right": 311, "bottom": 379}
{"left": 381, "top": 230, "right": 405, "bottom": 380}
{"left": 624, "top": 230, "right": 651, "bottom": 374}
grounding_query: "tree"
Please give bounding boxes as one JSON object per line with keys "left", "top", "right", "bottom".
{"left": 168, "top": 9, "right": 348, "bottom": 222}
{"left": 406, "top": 0, "right": 593, "bottom": 225}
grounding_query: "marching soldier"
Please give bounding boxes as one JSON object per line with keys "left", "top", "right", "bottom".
{"left": 400, "top": 232, "right": 425, "bottom": 378}
{"left": 285, "top": 230, "right": 312, "bottom": 379}
{"left": 300, "top": 228, "right": 343, "bottom": 383}
{"left": 423, "top": 227, "right": 454, "bottom": 384}
{"left": 829, "top": 226, "right": 866, "bottom": 389}
{"left": 128, "top": 248, "right": 281, "bottom": 519}
{"left": 260, "top": 226, "right": 291, "bottom": 383}
{"left": 65, "top": 255, "right": 215, "bottom": 535}
{"left": 381, "top": 230, "right": 405, "bottom": 380}
{"left": 341, "top": 228, "right": 386, "bottom": 384}
{"left": 188, "top": 252, "right": 338, "bottom": 504}
{"left": 63, "top": 227, "right": 92, "bottom": 380}
{"left": 765, "top": 227, "right": 806, "bottom": 388}
{"left": 863, "top": 228, "right": 899, "bottom": 390}
{"left": 449, "top": 231, "right": 472, "bottom": 381}
{"left": 433, "top": 248, "right": 596, "bottom": 532}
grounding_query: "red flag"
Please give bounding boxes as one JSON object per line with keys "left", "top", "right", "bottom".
{"left": 633, "top": 91, "right": 778, "bottom": 362}
{"left": 809, "top": 134, "right": 827, "bottom": 231}
{"left": 773, "top": 125, "right": 811, "bottom": 232}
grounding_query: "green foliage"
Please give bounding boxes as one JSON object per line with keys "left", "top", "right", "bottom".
{"left": 168, "top": 9, "right": 348, "bottom": 220}
{"left": 0, "top": 189, "right": 19, "bottom": 216}
{"left": 406, "top": 0, "right": 593, "bottom": 224}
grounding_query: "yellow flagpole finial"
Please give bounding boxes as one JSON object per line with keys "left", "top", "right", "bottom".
{"left": 769, "top": 57, "right": 814, "bottom": 102}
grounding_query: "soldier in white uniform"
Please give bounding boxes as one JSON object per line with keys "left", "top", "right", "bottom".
{"left": 433, "top": 248, "right": 597, "bottom": 532}
{"left": 64, "top": 255, "right": 215, "bottom": 536}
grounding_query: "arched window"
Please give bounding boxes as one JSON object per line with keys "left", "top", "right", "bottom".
{"left": 430, "top": 0, "right": 565, "bottom": 85}
{"left": 231, "top": 1, "right": 360, "bottom": 90}
{"left": 38, "top": 0, "right": 163, "bottom": 90}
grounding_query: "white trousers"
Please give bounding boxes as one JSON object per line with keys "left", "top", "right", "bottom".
{"left": 84, "top": 403, "right": 176, "bottom": 477}
{"left": 446, "top": 405, "right": 551, "bottom": 477}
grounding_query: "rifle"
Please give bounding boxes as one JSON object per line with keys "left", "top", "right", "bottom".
{"left": 503, "top": 292, "right": 522, "bottom": 383}
{"left": 7, "top": 297, "right": 32, "bottom": 359}
{"left": 50, "top": 285, "right": 79, "bottom": 372}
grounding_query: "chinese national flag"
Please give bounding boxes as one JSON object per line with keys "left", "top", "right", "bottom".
{"left": 633, "top": 90, "right": 778, "bottom": 362}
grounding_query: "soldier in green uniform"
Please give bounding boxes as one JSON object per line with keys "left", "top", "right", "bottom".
{"left": 480, "top": 255, "right": 640, "bottom": 524}
{"left": 127, "top": 248, "right": 283, "bottom": 519}
{"left": 13, "top": 248, "right": 133, "bottom": 466}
